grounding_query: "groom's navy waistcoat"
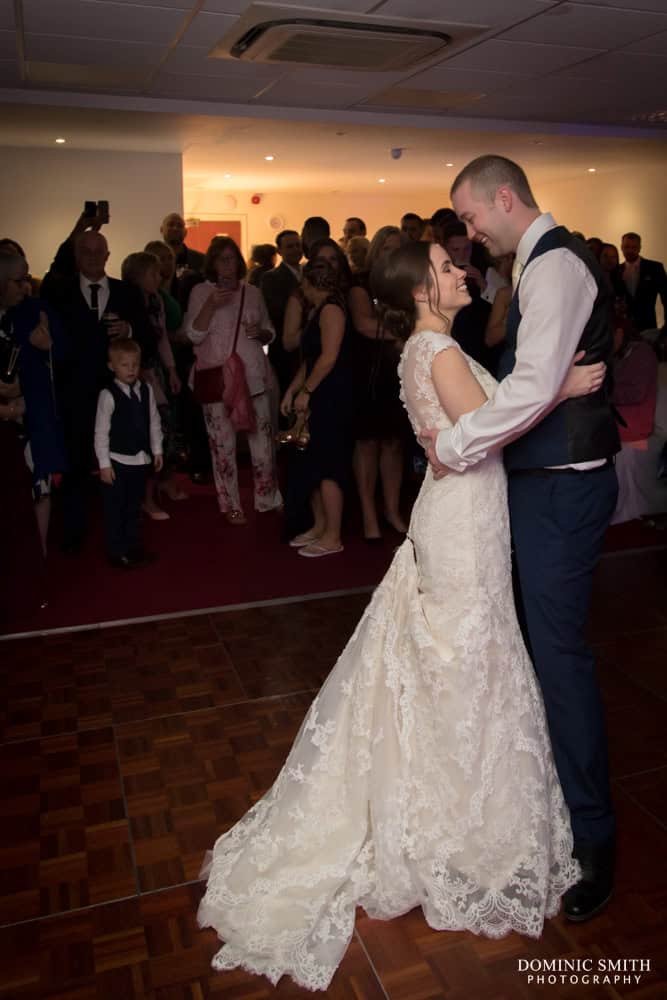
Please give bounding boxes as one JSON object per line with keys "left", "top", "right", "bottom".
{"left": 498, "top": 226, "right": 620, "bottom": 471}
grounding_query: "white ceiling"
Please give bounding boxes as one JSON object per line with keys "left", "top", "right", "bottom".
{"left": 1, "top": 101, "right": 664, "bottom": 196}
{"left": 1, "top": 0, "right": 666, "bottom": 127}
{"left": 0, "top": 0, "right": 665, "bottom": 196}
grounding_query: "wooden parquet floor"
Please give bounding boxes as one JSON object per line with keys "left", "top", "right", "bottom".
{"left": 1, "top": 550, "right": 666, "bottom": 999}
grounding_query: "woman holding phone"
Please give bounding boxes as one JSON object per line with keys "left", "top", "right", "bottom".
{"left": 184, "top": 237, "right": 282, "bottom": 524}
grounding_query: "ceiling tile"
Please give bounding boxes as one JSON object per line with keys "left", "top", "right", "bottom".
{"left": 0, "top": 29, "right": 16, "bottom": 60}
{"left": 92, "top": 0, "right": 192, "bottom": 5}
{"left": 568, "top": 0, "right": 667, "bottom": 11}
{"left": 444, "top": 38, "right": 603, "bottom": 74}
{"left": 623, "top": 30, "right": 667, "bottom": 56}
{"left": 556, "top": 49, "right": 667, "bottom": 80}
{"left": 179, "top": 11, "right": 239, "bottom": 47}
{"left": 26, "top": 59, "right": 148, "bottom": 91}
{"left": 0, "top": 58, "right": 20, "bottom": 85}
{"left": 22, "top": 0, "right": 189, "bottom": 45}
{"left": 165, "top": 45, "right": 280, "bottom": 80}
{"left": 203, "top": 0, "right": 377, "bottom": 9}
{"left": 404, "top": 64, "right": 532, "bottom": 92}
{"left": 25, "top": 34, "right": 166, "bottom": 68}
{"left": 374, "top": 0, "right": 556, "bottom": 28}
{"left": 253, "top": 76, "right": 373, "bottom": 109}
{"left": 0, "top": 7, "right": 15, "bottom": 31}
{"left": 150, "top": 71, "right": 273, "bottom": 102}
{"left": 280, "top": 67, "right": 405, "bottom": 87}
{"left": 502, "top": 4, "right": 667, "bottom": 50}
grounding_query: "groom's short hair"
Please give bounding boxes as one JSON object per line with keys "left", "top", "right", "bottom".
{"left": 451, "top": 155, "right": 538, "bottom": 209}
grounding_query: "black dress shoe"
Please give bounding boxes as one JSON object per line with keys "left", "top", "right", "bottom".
{"left": 564, "top": 839, "right": 615, "bottom": 922}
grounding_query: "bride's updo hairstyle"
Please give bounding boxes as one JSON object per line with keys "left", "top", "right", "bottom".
{"left": 371, "top": 241, "right": 446, "bottom": 343}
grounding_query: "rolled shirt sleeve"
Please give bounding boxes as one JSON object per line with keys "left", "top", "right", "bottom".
{"left": 435, "top": 247, "right": 597, "bottom": 471}
{"left": 94, "top": 388, "right": 114, "bottom": 469}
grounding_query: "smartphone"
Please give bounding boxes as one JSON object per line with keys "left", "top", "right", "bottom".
{"left": 97, "top": 200, "right": 109, "bottom": 222}
{"left": 84, "top": 200, "right": 97, "bottom": 218}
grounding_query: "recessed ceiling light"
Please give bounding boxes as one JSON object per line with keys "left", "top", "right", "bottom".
{"left": 588, "top": 167, "right": 596, "bottom": 173}
{"left": 224, "top": 173, "right": 232, "bottom": 179}
{"left": 55, "top": 137, "right": 66, "bottom": 144}
{"left": 378, "top": 178, "right": 386, "bottom": 183}
{"left": 264, "top": 155, "right": 275, "bottom": 161}
{"left": 445, "top": 162, "right": 454, "bottom": 167}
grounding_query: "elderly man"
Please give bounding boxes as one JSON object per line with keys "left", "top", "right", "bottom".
{"left": 42, "top": 228, "right": 149, "bottom": 552}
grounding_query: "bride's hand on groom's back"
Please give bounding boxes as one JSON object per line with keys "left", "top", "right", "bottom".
{"left": 560, "top": 351, "right": 606, "bottom": 401}
{"left": 419, "top": 428, "right": 450, "bottom": 480}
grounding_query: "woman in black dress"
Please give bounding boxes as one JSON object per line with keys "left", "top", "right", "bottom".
{"left": 281, "top": 258, "right": 354, "bottom": 557}
{"left": 349, "top": 226, "right": 410, "bottom": 541}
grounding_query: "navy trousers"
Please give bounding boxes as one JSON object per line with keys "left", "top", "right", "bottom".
{"left": 101, "top": 461, "right": 147, "bottom": 559}
{"left": 508, "top": 464, "right": 618, "bottom": 846}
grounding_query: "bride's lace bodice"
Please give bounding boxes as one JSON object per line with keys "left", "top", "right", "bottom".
{"left": 398, "top": 329, "right": 498, "bottom": 436}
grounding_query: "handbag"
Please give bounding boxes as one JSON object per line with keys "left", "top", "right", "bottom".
{"left": 275, "top": 410, "right": 310, "bottom": 450}
{"left": 193, "top": 286, "right": 257, "bottom": 433}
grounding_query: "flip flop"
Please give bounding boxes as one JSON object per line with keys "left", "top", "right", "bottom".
{"left": 289, "top": 532, "right": 320, "bottom": 548}
{"left": 298, "top": 543, "right": 344, "bottom": 558}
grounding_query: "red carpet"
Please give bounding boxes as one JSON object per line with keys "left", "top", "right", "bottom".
{"left": 3, "top": 473, "right": 665, "bottom": 637}
{"left": 5, "top": 474, "right": 397, "bottom": 636}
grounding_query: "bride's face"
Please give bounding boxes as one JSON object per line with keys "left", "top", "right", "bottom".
{"left": 428, "top": 243, "right": 471, "bottom": 311}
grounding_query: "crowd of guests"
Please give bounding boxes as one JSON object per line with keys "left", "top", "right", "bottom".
{"left": 2, "top": 202, "right": 666, "bottom": 620}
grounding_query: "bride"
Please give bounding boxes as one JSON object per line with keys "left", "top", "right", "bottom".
{"left": 197, "top": 240, "right": 604, "bottom": 991}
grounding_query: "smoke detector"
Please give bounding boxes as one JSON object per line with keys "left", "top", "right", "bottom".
{"left": 208, "top": 3, "right": 484, "bottom": 72}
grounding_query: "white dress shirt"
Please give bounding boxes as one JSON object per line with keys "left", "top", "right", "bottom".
{"left": 80, "top": 273, "right": 110, "bottom": 319}
{"left": 94, "top": 378, "right": 163, "bottom": 468}
{"left": 436, "top": 213, "right": 603, "bottom": 472}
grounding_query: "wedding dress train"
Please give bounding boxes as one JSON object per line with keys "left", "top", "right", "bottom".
{"left": 197, "top": 330, "right": 580, "bottom": 991}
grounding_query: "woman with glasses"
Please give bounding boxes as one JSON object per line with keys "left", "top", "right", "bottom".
{"left": 184, "top": 237, "right": 282, "bottom": 524}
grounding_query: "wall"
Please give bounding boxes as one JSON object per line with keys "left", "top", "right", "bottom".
{"left": 0, "top": 148, "right": 183, "bottom": 278}
{"left": 186, "top": 165, "right": 667, "bottom": 272}
{"left": 184, "top": 189, "right": 443, "bottom": 257}
{"left": 534, "top": 164, "right": 667, "bottom": 267}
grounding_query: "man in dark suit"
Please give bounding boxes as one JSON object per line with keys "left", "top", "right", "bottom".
{"left": 620, "top": 232, "right": 667, "bottom": 332}
{"left": 260, "top": 229, "right": 303, "bottom": 395}
{"left": 42, "top": 230, "right": 151, "bottom": 551}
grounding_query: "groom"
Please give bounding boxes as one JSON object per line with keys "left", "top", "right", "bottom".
{"left": 420, "top": 155, "right": 620, "bottom": 923}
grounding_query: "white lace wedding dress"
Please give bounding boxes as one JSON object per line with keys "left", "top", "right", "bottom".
{"left": 197, "top": 330, "right": 580, "bottom": 991}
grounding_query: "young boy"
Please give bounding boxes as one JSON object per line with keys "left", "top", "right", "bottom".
{"left": 94, "top": 338, "right": 163, "bottom": 568}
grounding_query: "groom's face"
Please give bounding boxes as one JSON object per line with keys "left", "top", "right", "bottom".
{"left": 452, "top": 180, "right": 511, "bottom": 258}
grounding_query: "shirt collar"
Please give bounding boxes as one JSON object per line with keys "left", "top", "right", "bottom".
{"left": 284, "top": 262, "right": 302, "bottom": 280}
{"left": 515, "top": 213, "right": 558, "bottom": 270}
{"left": 114, "top": 378, "right": 140, "bottom": 397}
{"left": 80, "top": 273, "right": 109, "bottom": 290}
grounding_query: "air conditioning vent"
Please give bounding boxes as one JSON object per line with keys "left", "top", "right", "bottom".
{"left": 209, "top": 5, "right": 485, "bottom": 73}
{"left": 222, "top": 20, "right": 449, "bottom": 71}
